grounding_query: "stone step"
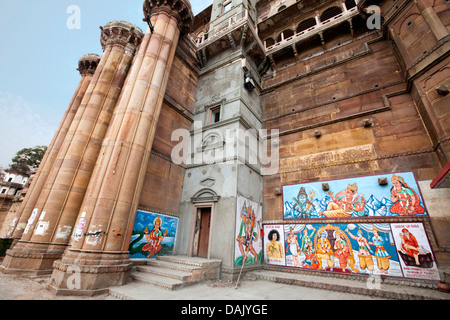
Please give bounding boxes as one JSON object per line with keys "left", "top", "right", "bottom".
{"left": 249, "top": 270, "right": 449, "bottom": 300}
{"left": 135, "top": 265, "right": 193, "bottom": 282}
{"left": 127, "top": 256, "right": 222, "bottom": 292}
{"left": 129, "top": 269, "right": 184, "bottom": 291}
{"left": 157, "top": 255, "right": 222, "bottom": 268}
{"left": 146, "top": 259, "right": 203, "bottom": 273}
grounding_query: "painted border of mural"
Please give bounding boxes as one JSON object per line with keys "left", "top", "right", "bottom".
{"left": 282, "top": 171, "right": 428, "bottom": 221}
{"left": 128, "top": 209, "right": 179, "bottom": 259}
{"left": 234, "top": 195, "right": 263, "bottom": 266}
{"left": 263, "top": 222, "right": 440, "bottom": 281}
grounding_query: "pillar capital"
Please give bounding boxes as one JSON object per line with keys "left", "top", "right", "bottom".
{"left": 77, "top": 53, "right": 101, "bottom": 76}
{"left": 100, "top": 20, "right": 144, "bottom": 52}
{"left": 143, "top": 0, "right": 194, "bottom": 34}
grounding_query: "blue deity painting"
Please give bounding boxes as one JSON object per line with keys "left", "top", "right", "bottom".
{"left": 283, "top": 172, "right": 426, "bottom": 220}
{"left": 129, "top": 210, "right": 179, "bottom": 259}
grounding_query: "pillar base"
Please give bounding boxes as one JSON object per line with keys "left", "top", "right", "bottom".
{"left": 49, "top": 249, "right": 132, "bottom": 296}
{"left": 0, "top": 241, "right": 66, "bottom": 275}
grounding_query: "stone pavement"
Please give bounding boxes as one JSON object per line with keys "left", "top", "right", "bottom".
{"left": 0, "top": 269, "right": 448, "bottom": 300}
{"left": 108, "top": 276, "right": 382, "bottom": 300}
{"left": 0, "top": 271, "right": 378, "bottom": 300}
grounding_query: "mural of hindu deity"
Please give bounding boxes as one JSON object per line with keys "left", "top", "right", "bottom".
{"left": 390, "top": 174, "right": 425, "bottom": 216}
{"left": 129, "top": 210, "right": 179, "bottom": 259}
{"left": 280, "top": 223, "right": 403, "bottom": 276}
{"left": 262, "top": 222, "right": 439, "bottom": 281}
{"left": 234, "top": 196, "right": 263, "bottom": 266}
{"left": 283, "top": 172, "right": 427, "bottom": 220}
{"left": 289, "top": 187, "right": 318, "bottom": 218}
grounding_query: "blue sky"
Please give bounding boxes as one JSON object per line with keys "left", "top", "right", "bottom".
{"left": 0, "top": 0, "right": 211, "bottom": 167}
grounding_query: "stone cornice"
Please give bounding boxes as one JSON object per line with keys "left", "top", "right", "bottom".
{"left": 143, "top": 0, "right": 194, "bottom": 34}
{"left": 100, "top": 21, "right": 144, "bottom": 52}
{"left": 77, "top": 53, "right": 101, "bottom": 76}
{"left": 277, "top": 147, "right": 435, "bottom": 176}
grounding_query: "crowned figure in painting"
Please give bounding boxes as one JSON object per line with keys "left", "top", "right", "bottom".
{"left": 390, "top": 174, "right": 425, "bottom": 216}
{"left": 142, "top": 216, "right": 168, "bottom": 258}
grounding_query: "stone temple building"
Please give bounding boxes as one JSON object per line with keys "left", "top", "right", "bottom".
{"left": 0, "top": 0, "right": 449, "bottom": 296}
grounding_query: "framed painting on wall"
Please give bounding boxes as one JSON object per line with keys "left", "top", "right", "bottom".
{"left": 282, "top": 172, "right": 427, "bottom": 220}
{"left": 234, "top": 195, "right": 263, "bottom": 266}
{"left": 129, "top": 209, "right": 179, "bottom": 259}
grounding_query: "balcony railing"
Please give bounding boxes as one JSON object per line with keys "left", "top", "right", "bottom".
{"left": 187, "top": 1, "right": 362, "bottom": 58}
{"left": 191, "top": 9, "right": 251, "bottom": 49}
{"left": 265, "top": 6, "right": 360, "bottom": 55}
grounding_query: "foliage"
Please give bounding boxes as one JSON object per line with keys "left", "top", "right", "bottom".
{"left": 9, "top": 145, "right": 47, "bottom": 174}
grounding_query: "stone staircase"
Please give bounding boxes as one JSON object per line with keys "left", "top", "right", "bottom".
{"left": 127, "top": 255, "right": 222, "bottom": 291}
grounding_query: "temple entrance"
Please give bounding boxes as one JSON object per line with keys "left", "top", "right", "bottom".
{"left": 196, "top": 207, "right": 211, "bottom": 258}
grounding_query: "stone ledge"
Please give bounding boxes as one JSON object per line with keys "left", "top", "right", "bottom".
{"left": 261, "top": 265, "right": 439, "bottom": 290}
{"left": 47, "top": 284, "right": 110, "bottom": 297}
{"left": 53, "top": 260, "right": 133, "bottom": 274}
{"left": 251, "top": 269, "right": 448, "bottom": 300}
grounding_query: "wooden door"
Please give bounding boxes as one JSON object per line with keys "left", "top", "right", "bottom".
{"left": 197, "top": 207, "right": 211, "bottom": 258}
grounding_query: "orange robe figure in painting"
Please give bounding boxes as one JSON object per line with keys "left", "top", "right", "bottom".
{"left": 142, "top": 217, "right": 167, "bottom": 258}
{"left": 399, "top": 228, "right": 423, "bottom": 265}
{"left": 390, "top": 174, "right": 425, "bottom": 216}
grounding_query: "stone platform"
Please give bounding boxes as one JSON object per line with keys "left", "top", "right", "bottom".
{"left": 248, "top": 269, "right": 449, "bottom": 300}
{"left": 109, "top": 260, "right": 449, "bottom": 300}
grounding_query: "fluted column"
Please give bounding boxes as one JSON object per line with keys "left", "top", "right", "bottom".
{"left": 49, "top": 0, "right": 193, "bottom": 295}
{"left": 1, "top": 21, "right": 143, "bottom": 275}
{"left": 0, "top": 54, "right": 100, "bottom": 242}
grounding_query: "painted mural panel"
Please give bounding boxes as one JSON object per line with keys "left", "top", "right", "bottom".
{"left": 391, "top": 223, "right": 440, "bottom": 280}
{"left": 263, "top": 224, "right": 285, "bottom": 266}
{"left": 283, "top": 172, "right": 426, "bottom": 220}
{"left": 234, "top": 196, "right": 263, "bottom": 266}
{"left": 263, "top": 222, "right": 440, "bottom": 281}
{"left": 129, "top": 210, "right": 179, "bottom": 259}
{"left": 281, "top": 223, "right": 403, "bottom": 276}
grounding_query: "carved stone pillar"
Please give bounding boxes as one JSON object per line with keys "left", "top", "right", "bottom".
{"left": 0, "top": 54, "right": 100, "bottom": 242}
{"left": 0, "top": 21, "right": 143, "bottom": 275}
{"left": 49, "top": 0, "right": 193, "bottom": 295}
{"left": 417, "top": 0, "right": 448, "bottom": 41}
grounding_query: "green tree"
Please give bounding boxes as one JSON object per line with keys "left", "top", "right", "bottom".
{"left": 9, "top": 145, "right": 47, "bottom": 174}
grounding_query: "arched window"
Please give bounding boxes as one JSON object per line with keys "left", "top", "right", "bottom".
{"left": 277, "top": 29, "right": 294, "bottom": 42}
{"left": 265, "top": 37, "right": 275, "bottom": 47}
{"left": 345, "top": 0, "right": 357, "bottom": 9}
{"left": 320, "top": 6, "right": 343, "bottom": 22}
{"left": 296, "top": 18, "right": 317, "bottom": 33}
{"left": 278, "top": 5, "right": 287, "bottom": 12}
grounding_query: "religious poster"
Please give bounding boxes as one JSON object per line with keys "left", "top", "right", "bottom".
{"left": 263, "top": 224, "right": 285, "bottom": 266}
{"left": 128, "top": 210, "right": 179, "bottom": 259}
{"left": 234, "top": 195, "right": 263, "bottom": 266}
{"left": 283, "top": 172, "right": 427, "bottom": 220}
{"left": 282, "top": 223, "right": 403, "bottom": 277}
{"left": 391, "top": 223, "right": 440, "bottom": 281}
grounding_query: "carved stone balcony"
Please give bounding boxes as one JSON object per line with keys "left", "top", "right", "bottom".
{"left": 264, "top": 5, "right": 360, "bottom": 55}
